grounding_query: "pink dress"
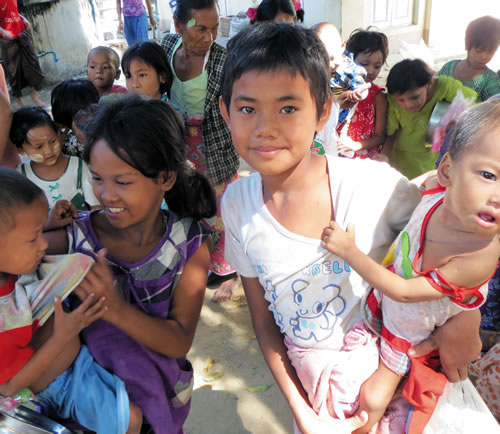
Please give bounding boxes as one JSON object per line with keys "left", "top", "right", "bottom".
{"left": 337, "top": 84, "right": 383, "bottom": 159}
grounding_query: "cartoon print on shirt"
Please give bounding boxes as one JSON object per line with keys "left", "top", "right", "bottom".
{"left": 289, "top": 279, "right": 345, "bottom": 342}
{"left": 265, "top": 280, "right": 284, "bottom": 332}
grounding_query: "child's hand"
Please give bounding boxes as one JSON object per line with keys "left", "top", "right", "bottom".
{"left": 321, "top": 221, "right": 357, "bottom": 259}
{"left": 52, "top": 294, "right": 107, "bottom": 343}
{"left": 295, "top": 403, "right": 368, "bottom": 433}
{"left": 338, "top": 136, "right": 363, "bottom": 154}
{"left": 44, "top": 200, "right": 77, "bottom": 231}
{"left": 74, "top": 250, "right": 123, "bottom": 322}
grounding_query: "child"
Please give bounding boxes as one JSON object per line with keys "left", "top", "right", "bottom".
{"left": 219, "top": 23, "right": 483, "bottom": 433}
{"left": 122, "top": 41, "right": 173, "bottom": 100}
{"left": 439, "top": 16, "right": 500, "bottom": 102}
{"left": 44, "top": 94, "right": 215, "bottom": 434}
{"left": 71, "top": 104, "right": 100, "bottom": 146}
{"left": 87, "top": 46, "right": 127, "bottom": 98}
{"left": 51, "top": 79, "right": 100, "bottom": 158}
{"left": 337, "top": 28, "right": 388, "bottom": 160}
{"left": 116, "top": 0, "right": 156, "bottom": 46}
{"left": 311, "top": 22, "right": 371, "bottom": 156}
{"left": 0, "top": 167, "right": 142, "bottom": 433}
{"left": 383, "top": 58, "right": 477, "bottom": 179}
{"left": 0, "top": 1, "right": 44, "bottom": 108}
{"left": 247, "top": 0, "right": 303, "bottom": 24}
{"left": 322, "top": 98, "right": 500, "bottom": 432}
{"left": 10, "top": 106, "right": 99, "bottom": 210}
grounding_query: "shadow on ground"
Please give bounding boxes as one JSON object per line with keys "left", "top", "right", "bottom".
{"left": 185, "top": 285, "right": 292, "bottom": 434}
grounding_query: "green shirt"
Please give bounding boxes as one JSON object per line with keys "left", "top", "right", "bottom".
{"left": 438, "top": 59, "right": 500, "bottom": 103}
{"left": 169, "top": 37, "right": 208, "bottom": 118}
{"left": 386, "top": 75, "right": 477, "bottom": 179}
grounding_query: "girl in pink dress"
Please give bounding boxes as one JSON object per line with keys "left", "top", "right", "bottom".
{"left": 337, "top": 29, "right": 389, "bottom": 160}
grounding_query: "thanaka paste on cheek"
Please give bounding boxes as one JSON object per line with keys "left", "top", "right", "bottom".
{"left": 30, "top": 153, "right": 44, "bottom": 163}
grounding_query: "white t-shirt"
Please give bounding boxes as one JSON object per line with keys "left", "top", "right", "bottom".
{"left": 17, "top": 156, "right": 99, "bottom": 209}
{"left": 222, "top": 155, "right": 420, "bottom": 350}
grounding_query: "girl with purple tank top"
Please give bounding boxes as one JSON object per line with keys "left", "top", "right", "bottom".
{"left": 46, "top": 95, "right": 216, "bottom": 433}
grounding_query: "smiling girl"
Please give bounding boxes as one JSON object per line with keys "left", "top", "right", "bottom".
{"left": 382, "top": 59, "right": 477, "bottom": 179}
{"left": 45, "top": 95, "right": 215, "bottom": 433}
{"left": 10, "top": 106, "right": 99, "bottom": 210}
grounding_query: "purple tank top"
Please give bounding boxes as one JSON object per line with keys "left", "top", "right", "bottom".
{"left": 122, "top": 0, "right": 146, "bottom": 17}
{"left": 68, "top": 211, "right": 210, "bottom": 433}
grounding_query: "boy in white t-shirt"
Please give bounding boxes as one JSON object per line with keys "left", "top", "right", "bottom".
{"left": 219, "top": 23, "right": 482, "bottom": 433}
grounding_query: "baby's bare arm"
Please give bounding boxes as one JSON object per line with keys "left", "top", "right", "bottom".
{"left": 322, "top": 222, "right": 445, "bottom": 302}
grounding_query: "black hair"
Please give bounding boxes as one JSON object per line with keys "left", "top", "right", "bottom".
{"left": 10, "top": 106, "right": 58, "bottom": 149}
{"left": 121, "top": 42, "right": 173, "bottom": 98}
{"left": 465, "top": 16, "right": 500, "bottom": 52}
{"left": 0, "top": 167, "right": 45, "bottom": 230}
{"left": 222, "top": 23, "right": 330, "bottom": 120}
{"left": 88, "top": 46, "right": 121, "bottom": 70}
{"left": 448, "top": 98, "right": 500, "bottom": 160}
{"left": 386, "top": 59, "right": 433, "bottom": 95}
{"left": 51, "top": 79, "right": 99, "bottom": 129}
{"left": 254, "top": 0, "right": 296, "bottom": 23}
{"left": 83, "top": 94, "right": 216, "bottom": 220}
{"left": 73, "top": 103, "right": 101, "bottom": 131}
{"left": 173, "top": 0, "right": 219, "bottom": 24}
{"left": 346, "top": 28, "right": 389, "bottom": 63}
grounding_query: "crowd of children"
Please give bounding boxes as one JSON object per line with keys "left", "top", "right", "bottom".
{"left": 0, "top": 1, "right": 500, "bottom": 433}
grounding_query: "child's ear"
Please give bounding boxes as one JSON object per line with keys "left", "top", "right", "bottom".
{"left": 219, "top": 96, "right": 231, "bottom": 130}
{"left": 115, "top": 69, "right": 121, "bottom": 80}
{"left": 436, "top": 152, "right": 453, "bottom": 187}
{"left": 316, "top": 94, "right": 333, "bottom": 132}
{"left": 160, "top": 72, "right": 167, "bottom": 84}
{"left": 158, "top": 171, "right": 177, "bottom": 191}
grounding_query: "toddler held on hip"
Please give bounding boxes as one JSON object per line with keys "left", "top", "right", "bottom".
{"left": 322, "top": 99, "right": 500, "bottom": 433}
{"left": 336, "top": 28, "right": 388, "bottom": 161}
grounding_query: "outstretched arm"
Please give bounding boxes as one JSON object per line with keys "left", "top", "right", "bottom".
{"left": 321, "top": 222, "right": 444, "bottom": 302}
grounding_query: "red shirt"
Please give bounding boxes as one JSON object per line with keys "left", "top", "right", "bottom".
{"left": 0, "top": 0, "right": 26, "bottom": 39}
{"left": 0, "top": 276, "right": 35, "bottom": 384}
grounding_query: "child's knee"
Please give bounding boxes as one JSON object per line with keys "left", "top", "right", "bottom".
{"left": 360, "top": 374, "right": 397, "bottom": 413}
{"left": 127, "top": 402, "right": 142, "bottom": 434}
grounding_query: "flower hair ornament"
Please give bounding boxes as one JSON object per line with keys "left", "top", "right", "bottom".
{"left": 246, "top": 7, "right": 258, "bottom": 22}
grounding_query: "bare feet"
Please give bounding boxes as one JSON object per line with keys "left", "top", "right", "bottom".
{"left": 31, "top": 88, "right": 45, "bottom": 107}
{"left": 210, "top": 274, "right": 241, "bottom": 302}
{"left": 16, "top": 96, "right": 24, "bottom": 108}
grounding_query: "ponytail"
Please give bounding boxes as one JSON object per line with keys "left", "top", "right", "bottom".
{"left": 165, "top": 170, "right": 216, "bottom": 220}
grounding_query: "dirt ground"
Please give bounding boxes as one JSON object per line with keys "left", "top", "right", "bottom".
{"left": 185, "top": 284, "right": 293, "bottom": 434}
